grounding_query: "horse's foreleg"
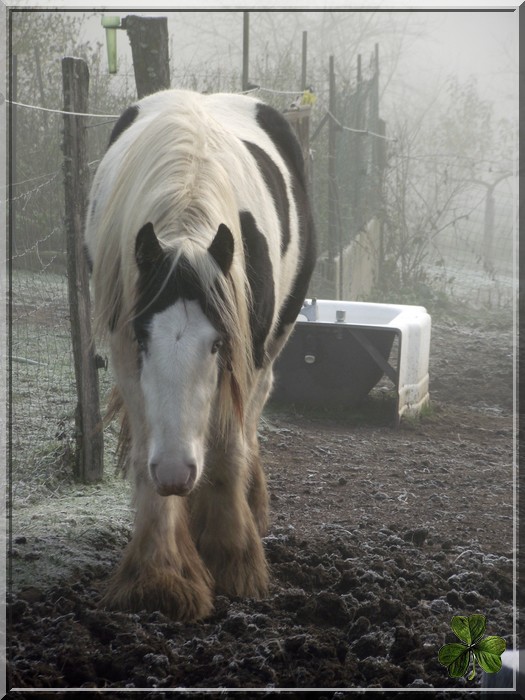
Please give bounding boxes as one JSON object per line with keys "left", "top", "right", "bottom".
{"left": 190, "top": 436, "right": 269, "bottom": 600}
{"left": 104, "top": 334, "right": 213, "bottom": 620}
{"left": 101, "top": 473, "right": 213, "bottom": 621}
{"left": 245, "top": 366, "right": 274, "bottom": 536}
{"left": 247, "top": 444, "right": 269, "bottom": 536}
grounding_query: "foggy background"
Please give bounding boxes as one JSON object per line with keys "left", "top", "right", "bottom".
{"left": 79, "top": 10, "right": 517, "bottom": 123}
{"left": 9, "top": 8, "right": 518, "bottom": 483}
{"left": 11, "top": 8, "right": 517, "bottom": 304}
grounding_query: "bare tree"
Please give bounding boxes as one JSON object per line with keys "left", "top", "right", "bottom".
{"left": 379, "top": 74, "right": 513, "bottom": 300}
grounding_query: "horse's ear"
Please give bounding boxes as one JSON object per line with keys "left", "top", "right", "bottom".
{"left": 208, "top": 224, "right": 234, "bottom": 276}
{"left": 135, "top": 222, "right": 162, "bottom": 271}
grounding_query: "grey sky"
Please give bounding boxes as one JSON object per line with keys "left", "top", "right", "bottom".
{"left": 83, "top": 9, "right": 517, "bottom": 118}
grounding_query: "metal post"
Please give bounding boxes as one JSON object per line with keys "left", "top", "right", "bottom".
{"left": 301, "top": 31, "right": 308, "bottom": 91}
{"left": 371, "top": 44, "right": 381, "bottom": 211}
{"left": 242, "top": 12, "right": 250, "bottom": 91}
{"left": 352, "top": 53, "right": 365, "bottom": 234}
{"left": 10, "top": 54, "right": 17, "bottom": 259}
{"left": 328, "top": 55, "right": 337, "bottom": 267}
{"left": 483, "top": 184, "right": 495, "bottom": 272}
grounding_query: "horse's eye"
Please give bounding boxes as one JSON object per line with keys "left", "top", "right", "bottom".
{"left": 136, "top": 337, "right": 146, "bottom": 352}
{"left": 211, "top": 338, "right": 223, "bottom": 355}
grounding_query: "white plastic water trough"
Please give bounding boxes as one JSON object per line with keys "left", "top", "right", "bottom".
{"left": 272, "top": 299, "right": 431, "bottom": 424}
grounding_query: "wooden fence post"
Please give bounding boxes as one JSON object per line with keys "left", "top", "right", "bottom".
{"left": 121, "top": 15, "right": 170, "bottom": 99}
{"left": 62, "top": 56, "right": 103, "bottom": 483}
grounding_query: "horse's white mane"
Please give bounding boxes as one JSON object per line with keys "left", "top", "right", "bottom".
{"left": 89, "top": 90, "right": 255, "bottom": 431}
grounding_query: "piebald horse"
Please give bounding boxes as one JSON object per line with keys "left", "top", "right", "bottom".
{"left": 85, "top": 89, "right": 316, "bottom": 620}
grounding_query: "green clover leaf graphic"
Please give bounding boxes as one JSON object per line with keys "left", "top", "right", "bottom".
{"left": 438, "top": 614, "right": 506, "bottom": 681}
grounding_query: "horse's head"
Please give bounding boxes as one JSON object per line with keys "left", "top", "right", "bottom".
{"left": 133, "top": 222, "right": 235, "bottom": 497}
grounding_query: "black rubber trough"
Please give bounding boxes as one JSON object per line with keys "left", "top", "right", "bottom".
{"left": 271, "top": 299, "right": 431, "bottom": 422}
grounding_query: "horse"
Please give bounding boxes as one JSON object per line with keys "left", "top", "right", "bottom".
{"left": 85, "top": 89, "right": 316, "bottom": 621}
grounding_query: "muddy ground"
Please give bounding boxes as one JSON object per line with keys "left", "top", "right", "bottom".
{"left": 7, "top": 306, "right": 518, "bottom": 697}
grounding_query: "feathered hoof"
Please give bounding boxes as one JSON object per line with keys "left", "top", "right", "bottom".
{"left": 248, "top": 458, "right": 270, "bottom": 537}
{"left": 206, "top": 538, "right": 269, "bottom": 600}
{"left": 250, "top": 498, "right": 269, "bottom": 538}
{"left": 247, "top": 475, "right": 269, "bottom": 536}
{"left": 100, "top": 565, "right": 214, "bottom": 622}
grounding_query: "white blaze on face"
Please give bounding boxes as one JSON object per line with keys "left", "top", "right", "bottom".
{"left": 139, "top": 299, "right": 221, "bottom": 496}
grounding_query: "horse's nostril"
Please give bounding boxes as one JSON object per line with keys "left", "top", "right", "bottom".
{"left": 186, "top": 463, "right": 197, "bottom": 489}
{"left": 148, "top": 461, "right": 159, "bottom": 484}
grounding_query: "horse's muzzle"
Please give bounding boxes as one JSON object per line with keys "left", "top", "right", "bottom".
{"left": 150, "top": 460, "right": 197, "bottom": 497}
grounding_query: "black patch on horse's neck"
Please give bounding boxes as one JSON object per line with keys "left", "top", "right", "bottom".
{"left": 108, "top": 105, "right": 139, "bottom": 148}
{"left": 242, "top": 140, "right": 290, "bottom": 256}
{"left": 251, "top": 102, "right": 316, "bottom": 342}
{"left": 240, "top": 211, "right": 275, "bottom": 369}
{"left": 254, "top": 102, "right": 306, "bottom": 187}
{"left": 275, "top": 179, "right": 317, "bottom": 338}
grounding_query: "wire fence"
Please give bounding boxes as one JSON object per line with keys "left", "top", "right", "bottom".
{"left": 9, "top": 108, "right": 116, "bottom": 501}
{"left": 12, "top": 267, "right": 78, "bottom": 501}
{"left": 11, "top": 235, "right": 117, "bottom": 504}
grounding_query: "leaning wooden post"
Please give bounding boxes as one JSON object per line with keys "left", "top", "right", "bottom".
{"left": 121, "top": 15, "right": 170, "bottom": 99}
{"left": 62, "top": 57, "right": 103, "bottom": 483}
